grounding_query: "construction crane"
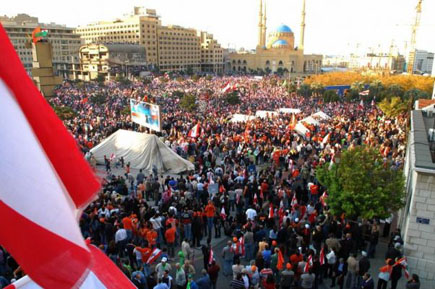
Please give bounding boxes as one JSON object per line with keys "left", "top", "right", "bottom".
{"left": 407, "top": 0, "right": 423, "bottom": 74}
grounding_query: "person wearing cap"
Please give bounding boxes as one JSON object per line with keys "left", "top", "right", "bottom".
{"left": 222, "top": 240, "right": 235, "bottom": 277}
{"left": 358, "top": 251, "right": 371, "bottom": 287}
{"left": 175, "top": 263, "right": 186, "bottom": 289}
{"left": 155, "top": 257, "right": 172, "bottom": 279}
{"left": 196, "top": 269, "right": 211, "bottom": 289}
{"left": 280, "top": 263, "right": 294, "bottom": 289}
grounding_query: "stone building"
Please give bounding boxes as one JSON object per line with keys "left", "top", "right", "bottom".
{"left": 75, "top": 7, "right": 223, "bottom": 74}
{"left": 400, "top": 109, "right": 435, "bottom": 280}
{"left": 78, "top": 43, "right": 147, "bottom": 81}
{"left": 228, "top": 0, "right": 322, "bottom": 75}
{"left": 1, "top": 13, "right": 82, "bottom": 79}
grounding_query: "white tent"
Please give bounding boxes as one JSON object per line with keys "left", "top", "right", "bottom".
{"left": 230, "top": 114, "right": 256, "bottom": 123}
{"left": 294, "top": 123, "right": 309, "bottom": 136}
{"left": 256, "top": 110, "right": 278, "bottom": 118}
{"left": 312, "top": 111, "right": 331, "bottom": 120}
{"left": 90, "top": 130, "right": 194, "bottom": 173}
{"left": 278, "top": 108, "right": 302, "bottom": 114}
{"left": 300, "top": 116, "right": 320, "bottom": 126}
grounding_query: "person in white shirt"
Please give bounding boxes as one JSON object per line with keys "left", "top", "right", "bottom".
{"left": 115, "top": 225, "right": 127, "bottom": 257}
{"left": 246, "top": 207, "right": 257, "bottom": 221}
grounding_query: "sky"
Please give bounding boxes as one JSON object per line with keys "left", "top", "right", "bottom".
{"left": 3, "top": 0, "right": 435, "bottom": 55}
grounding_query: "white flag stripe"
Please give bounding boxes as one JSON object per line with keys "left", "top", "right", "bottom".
{"left": 0, "top": 79, "right": 87, "bottom": 250}
{"left": 11, "top": 271, "right": 107, "bottom": 289}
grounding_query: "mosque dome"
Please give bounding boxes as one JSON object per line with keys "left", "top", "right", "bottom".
{"left": 275, "top": 24, "right": 292, "bottom": 33}
{"left": 272, "top": 39, "right": 289, "bottom": 48}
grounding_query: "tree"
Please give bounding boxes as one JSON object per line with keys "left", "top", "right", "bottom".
{"left": 298, "top": 84, "right": 312, "bottom": 98}
{"left": 386, "top": 84, "right": 404, "bottom": 99}
{"left": 51, "top": 105, "right": 77, "bottom": 120}
{"left": 378, "top": 97, "right": 409, "bottom": 118}
{"left": 316, "top": 146, "right": 405, "bottom": 219}
{"left": 310, "top": 82, "right": 325, "bottom": 97}
{"left": 179, "top": 94, "right": 197, "bottom": 112}
{"left": 115, "top": 75, "right": 131, "bottom": 86}
{"left": 186, "top": 66, "right": 194, "bottom": 76}
{"left": 95, "top": 74, "right": 106, "bottom": 84}
{"left": 225, "top": 91, "right": 241, "bottom": 105}
{"left": 404, "top": 88, "right": 430, "bottom": 101}
{"left": 323, "top": 90, "right": 340, "bottom": 103}
{"left": 350, "top": 81, "right": 365, "bottom": 93}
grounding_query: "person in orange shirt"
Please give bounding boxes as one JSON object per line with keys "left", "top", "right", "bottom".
{"left": 122, "top": 215, "right": 133, "bottom": 241}
{"left": 205, "top": 200, "right": 216, "bottom": 238}
{"left": 165, "top": 224, "right": 177, "bottom": 258}
{"left": 146, "top": 225, "right": 158, "bottom": 247}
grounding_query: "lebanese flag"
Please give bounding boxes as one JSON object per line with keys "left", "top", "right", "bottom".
{"left": 208, "top": 247, "right": 214, "bottom": 264}
{"left": 322, "top": 133, "right": 330, "bottom": 145}
{"left": 371, "top": 98, "right": 375, "bottom": 107}
{"left": 253, "top": 193, "right": 258, "bottom": 205}
{"left": 221, "top": 81, "right": 234, "bottom": 94}
{"left": 304, "top": 255, "right": 313, "bottom": 272}
{"left": 359, "top": 90, "right": 369, "bottom": 96}
{"left": 188, "top": 123, "right": 201, "bottom": 138}
{"left": 239, "top": 236, "right": 245, "bottom": 256}
{"left": 220, "top": 207, "right": 227, "bottom": 220}
{"left": 395, "top": 257, "right": 410, "bottom": 279}
{"left": 0, "top": 24, "right": 133, "bottom": 289}
{"left": 146, "top": 248, "right": 162, "bottom": 264}
{"left": 319, "top": 247, "right": 326, "bottom": 265}
{"left": 268, "top": 204, "right": 274, "bottom": 219}
{"left": 358, "top": 99, "right": 364, "bottom": 110}
{"left": 320, "top": 192, "right": 328, "bottom": 207}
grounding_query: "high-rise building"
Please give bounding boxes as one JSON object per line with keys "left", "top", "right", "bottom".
{"left": 411, "top": 50, "right": 434, "bottom": 75}
{"left": 75, "top": 7, "right": 160, "bottom": 67}
{"left": 1, "top": 14, "right": 82, "bottom": 79}
{"left": 75, "top": 7, "right": 223, "bottom": 74}
{"left": 198, "top": 32, "right": 224, "bottom": 74}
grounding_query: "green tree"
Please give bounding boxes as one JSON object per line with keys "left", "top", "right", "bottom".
{"left": 316, "top": 146, "right": 405, "bottom": 219}
{"left": 404, "top": 88, "right": 430, "bottom": 101}
{"left": 323, "top": 90, "right": 340, "bottom": 103}
{"left": 179, "top": 94, "right": 197, "bottom": 112}
{"left": 186, "top": 66, "right": 194, "bottom": 76}
{"left": 386, "top": 84, "right": 404, "bottom": 98}
{"left": 378, "top": 97, "right": 409, "bottom": 118}
{"left": 95, "top": 74, "right": 106, "bottom": 84}
{"left": 51, "top": 105, "right": 77, "bottom": 120}
{"left": 298, "top": 84, "right": 312, "bottom": 98}
{"left": 115, "top": 75, "right": 131, "bottom": 86}
{"left": 225, "top": 91, "right": 241, "bottom": 105}
{"left": 310, "top": 82, "right": 325, "bottom": 97}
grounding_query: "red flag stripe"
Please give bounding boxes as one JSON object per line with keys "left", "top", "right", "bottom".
{"left": 0, "top": 24, "right": 100, "bottom": 210}
{"left": 0, "top": 202, "right": 90, "bottom": 289}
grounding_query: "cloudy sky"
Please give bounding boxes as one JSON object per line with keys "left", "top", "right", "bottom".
{"left": 3, "top": 0, "right": 435, "bottom": 55}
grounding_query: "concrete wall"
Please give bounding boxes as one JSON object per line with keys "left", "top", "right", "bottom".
{"left": 403, "top": 171, "right": 435, "bottom": 279}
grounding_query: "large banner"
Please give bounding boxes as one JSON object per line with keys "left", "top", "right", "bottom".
{"left": 130, "top": 99, "right": 161, "bottom": 132}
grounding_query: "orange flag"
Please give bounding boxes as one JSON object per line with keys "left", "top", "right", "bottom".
{"left": 277, "top": 249, "right": 284, "bottom": 270}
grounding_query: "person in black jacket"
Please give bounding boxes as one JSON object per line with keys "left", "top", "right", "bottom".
{"left": 358, "top": 251, "right": 371, "bottom": 288}
{"left": 331, "top": 258, "right": 347, "bottom": 289}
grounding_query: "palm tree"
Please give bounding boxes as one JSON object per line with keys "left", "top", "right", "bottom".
{"left": 350, "top": 81, "right": 365, "bottom": 93}
{"left": 310, "top": 82, "right": 325, "bottom": 97}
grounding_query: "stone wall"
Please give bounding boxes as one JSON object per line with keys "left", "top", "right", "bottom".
{"left": 404, "top": 171, "right": 435, "bottom": 280}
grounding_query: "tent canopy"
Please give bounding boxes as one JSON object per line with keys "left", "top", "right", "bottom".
{"left": 294, "top": 123, "right": 309, "bottom": 136}
{"left": 90, "top": 130, "right": 194, "bottom": 173}
{"left": 278, "top": 108, "right": 302, "bottom": 114}
{"left": 312, "top": 111, "right": 331, "bottom": 120}
{"left": 230, "top": 113, "right": 256, "bottom": 123}
{"left": 300, "top": 116, "right": 320, "bottom": 126}
{"left": 256, "top": 110, "right": 278, "bottom": 118}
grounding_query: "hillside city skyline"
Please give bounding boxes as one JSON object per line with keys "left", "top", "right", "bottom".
{"left": 2, "top": 0, "right": 435, "bottom": 55}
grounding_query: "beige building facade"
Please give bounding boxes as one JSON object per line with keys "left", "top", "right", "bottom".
{"left": 75, "top": 7, "right": 223, "bottom": 74}
{"left": 229, "top": 0, "right": 322, "bottom": 75}
{"left": 1, "top": 14, "right": 82, "bottom": 79}
{"left": 78, "top": 43, "right": 147, "bottom": 81}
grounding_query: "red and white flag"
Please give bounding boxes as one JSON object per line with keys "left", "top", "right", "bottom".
{"left": 268, "top": 204, "right": 274, "bottom": 219}
{"left": 253, "top": 193, "right": 258, "bottom": 205}
{"left": 239, "top": 236, "right": 245, "bottom": 256}
{"left": 359, "top": 90, "right": 369, "bottom": 96}
{"left": 220, "top": 207, "right": 227, "bottom": 220}
{"left": 358, "top": 99, "right": 364, "bottom": 110}
{"left": 146, "top": 248, "right": 162, "bottom": 264}
{"left": 395, "top": 257, "right": 410, "bottom": 279}
{"left": 322, "top": 133, "right": 330, "bottom": 145}
{"left": 0, "top": 24, "right": 134, "bottom": 289}
{"left": 188, "top": 123, "right": 201, "bottom": 138}
{"left": 320, "top": 192, "right": 328, "bottom": 207}
{"left": 319, "top": 247, "right": 326, "bottom": 265}
{"left": 208, "top": 247, "right": 214, "bottom": 264}
{"left": 304, "top": 255, "right": 313, "bottom": 272}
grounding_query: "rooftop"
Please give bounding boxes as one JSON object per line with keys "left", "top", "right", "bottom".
{"left": 410, "top": 110, "right": 435, "bottom": 170}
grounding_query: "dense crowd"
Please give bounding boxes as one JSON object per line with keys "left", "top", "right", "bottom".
{"left": 0, "top": 76, "right": 421, "bottom": 289}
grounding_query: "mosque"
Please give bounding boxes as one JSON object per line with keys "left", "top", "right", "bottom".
{"left": 229, "top": 0, "right": 322, "bottom": 75}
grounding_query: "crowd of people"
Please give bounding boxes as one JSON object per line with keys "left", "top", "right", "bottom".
{"left": 0, "top": 75, "right": 421, "bottom": 289}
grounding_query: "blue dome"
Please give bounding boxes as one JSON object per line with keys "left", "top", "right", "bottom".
{"left": 272, "top": 39, "right": 289, "bottom": 47}
{"left": 276, "top": 24, "right": 292, "bottom": 33}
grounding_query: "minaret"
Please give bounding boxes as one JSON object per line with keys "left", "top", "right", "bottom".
{"left": 262, "top": 1, "right": 267, "bottom": 47}
{"left": 299, "top": 0, "right": 306, "bottom": 51}
{"left": 258, "top": 0, "right": 263, "bottom": 48}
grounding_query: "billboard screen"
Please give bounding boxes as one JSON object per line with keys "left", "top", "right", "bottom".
{"left": 130, "top": 99, "right": 161, "bottom": 132}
